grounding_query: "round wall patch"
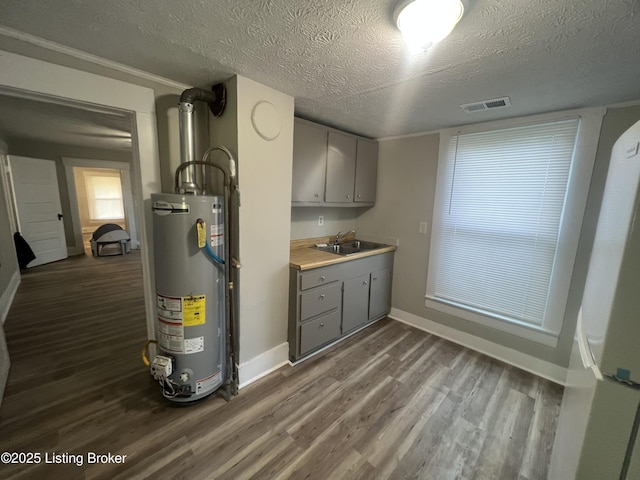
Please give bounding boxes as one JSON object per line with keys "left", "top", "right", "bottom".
{"left": 251, "top": 100, "right": 281, "bottom": 141}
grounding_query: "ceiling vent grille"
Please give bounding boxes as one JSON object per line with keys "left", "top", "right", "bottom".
{"left": 460, "top": 96, "right": 511, "bottom": 113}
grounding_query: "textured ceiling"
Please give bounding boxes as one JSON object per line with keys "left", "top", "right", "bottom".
{"left": 0, "top": 0, "right": 639, "bottom": 139}
{"left": 0, "top": 95, "right": 132, "bottom": 151}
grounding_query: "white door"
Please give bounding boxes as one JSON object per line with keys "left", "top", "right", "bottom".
{"left": 9, "top": 155, "right": 67, "bottom": 267}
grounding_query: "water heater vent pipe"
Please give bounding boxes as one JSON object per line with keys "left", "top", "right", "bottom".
{"left": 178, "top": 84, "right": 227, "bottom": 193}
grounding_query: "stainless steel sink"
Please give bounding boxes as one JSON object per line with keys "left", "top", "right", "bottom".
{"left": 315, "top": 240, "right": 387, "bottom": 256}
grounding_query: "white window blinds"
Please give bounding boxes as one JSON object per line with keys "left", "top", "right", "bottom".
{"left": 427, "top": 119, "right": 579, "bottom": 327}
{"left": 85, "top": 174, "right": 125, "bottom": 220}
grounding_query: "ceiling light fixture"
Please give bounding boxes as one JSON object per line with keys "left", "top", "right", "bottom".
{"left": 394, "top": 0, "right": 465, "bottom": 51}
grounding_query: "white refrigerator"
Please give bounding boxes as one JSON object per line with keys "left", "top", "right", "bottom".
{"left": 549, "top": 119, "right": 640, "bottom": 479}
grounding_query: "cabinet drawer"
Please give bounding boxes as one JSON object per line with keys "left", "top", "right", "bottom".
{"left": 300, "top": 267, "right": 341, "bottom": 291}
{"left": 300, "top": 283, "right": 341, "bottom": 321}
{"left": 300, "top": 310, "right": 341, "bottom": 355}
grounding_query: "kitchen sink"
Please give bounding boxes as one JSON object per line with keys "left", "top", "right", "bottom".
{"left": 315, "top": 240, "right": 387, "bottom": 256}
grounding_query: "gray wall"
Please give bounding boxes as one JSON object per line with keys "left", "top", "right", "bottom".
{"left": 356, "top": 105, "right": 640, "bottom": 368}
{"left": 290, "top": 207, "right": 358, "bottom": 240}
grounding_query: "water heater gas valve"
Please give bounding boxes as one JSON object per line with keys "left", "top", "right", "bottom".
{"left": 150, "top": 355, "right": 173, "bottom": 381}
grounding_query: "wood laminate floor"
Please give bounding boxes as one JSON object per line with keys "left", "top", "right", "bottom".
{"left": 0, "top": 251, "right": 563, "bottom": 479}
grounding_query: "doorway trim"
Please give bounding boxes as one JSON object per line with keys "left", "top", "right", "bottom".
{"left": 62, "top": 158, "right": 139, "bottom": 256}
{"left": 0, "top": 49, "right": 160, "bottom": 344}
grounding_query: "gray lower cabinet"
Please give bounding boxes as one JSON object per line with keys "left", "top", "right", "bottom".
{"left": 369, "top": 267, "right": 392, "bottom": 320}
{"left": 289, "top": 251, "right": 394, "bottom": 361}
{"left": 342, "top": 274, "right": 370, "bottom": 333}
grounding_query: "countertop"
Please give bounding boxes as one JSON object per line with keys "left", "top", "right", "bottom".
{"left": 290, "top": 235, "right": 397, "bottom": 271}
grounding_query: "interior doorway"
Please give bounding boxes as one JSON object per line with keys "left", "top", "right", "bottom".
{"left": 64, "top": 159, "right": 139, "bottom": 256}
{"left": 74, "top": 167, "right": 127, "bottom": 254}
{"left": 0, "top": 51, "right": 162, "bottom": 404}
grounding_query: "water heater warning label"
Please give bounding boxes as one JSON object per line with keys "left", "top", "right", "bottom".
{"left": 210, "top": 224, "right": 224, "bottom": 247}
{"left": 156, "top": 293, "right": 206, "bottom": 354}
{"left": 156, "top": 294, "right": 182, "bottom": 320}
{"left": 183, "top": 296, "right": 206, "bottom": 326}
{"left": 184, "top": 336, "right": 204, "bottom": 354}
{"left": 158, "top": 318, "right": 184, "bottom": 354}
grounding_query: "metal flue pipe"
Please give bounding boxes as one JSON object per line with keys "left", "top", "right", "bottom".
{"left": 177, "top": 85, "right": 227, "bottom": 194}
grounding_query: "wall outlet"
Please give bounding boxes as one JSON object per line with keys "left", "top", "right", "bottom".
{"left": 419, "top": 222, "right": 428, "bottom": 234}
{"left": 318, "top": 215, "right": 324, "bottom": 226}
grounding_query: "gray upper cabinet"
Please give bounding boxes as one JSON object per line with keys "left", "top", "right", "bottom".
{"left": 325, "top": 131, "right": 357, "bottom": 203}
{"left": 354, "top": 139, "right": 378, "bottom": 203}
{"left": 291, "top": 120, "right": 326, "bottom": 203}
{"left": 291, "top": 117, "right": 378, "bottom": 207}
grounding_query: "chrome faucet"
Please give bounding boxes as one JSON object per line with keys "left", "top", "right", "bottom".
{"left": 334, "top": 230, "right": 356, "bottom": 244}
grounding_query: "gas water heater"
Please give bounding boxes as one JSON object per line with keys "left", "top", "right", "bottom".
{"left": 150, "top": 193, "right": 226, "bottom": 401}
{"left": 146, "top": 85, "right": 239, "bottom": 403}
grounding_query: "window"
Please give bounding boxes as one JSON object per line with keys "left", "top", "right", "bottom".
{"left": 426, "top": 111, "right": 602, "bottom": 346}
{"left": 84, "top": 172, "right": 125, "bottom": 221}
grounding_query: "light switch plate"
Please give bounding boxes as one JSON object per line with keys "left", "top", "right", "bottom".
{"left": 419, "top": 222, "right": 428, "bottom": 234}
{"left": 318, "top": 215, "right": 324, "bottom": 226}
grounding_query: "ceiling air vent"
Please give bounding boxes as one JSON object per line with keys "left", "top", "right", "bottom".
{"left": 460, "top": 96, "right": 511, "bottom": 113}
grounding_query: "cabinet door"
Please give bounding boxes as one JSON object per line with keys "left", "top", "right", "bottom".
{"left": 343, "top": 274, "right": 370, "bottom": 333}
{"left": 369, "top": 268, "right": 392, "bottom": 320}
{"left": 300, "top": 310, "right": 341, "bottom": 355}
{"left": 354, "top": 139, "right": 378, "bottom": 203}
{"left": 325, "top": 131, "right": 357, "bottom": 203}
{"left": 292, "top": 120, "right": 326, "bottom": 203}
{"left": 300, "top": 283, "right": 341, "bottom": 321}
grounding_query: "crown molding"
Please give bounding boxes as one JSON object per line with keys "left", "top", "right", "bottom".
{"left": 0, "top": 26, "right": 191, "bottom": 91}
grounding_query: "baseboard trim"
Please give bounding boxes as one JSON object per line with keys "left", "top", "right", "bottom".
{"left": 1, "top": 269, "right": 20, "bottom": 325}
{"left": 67, "top": 246, "right": 85, "bottom": 256}
{"left": 389, "top": 308, "right": 567, "bottom": 386}
{"left": 238, "top": 342, "right": 289, "bottom": 389}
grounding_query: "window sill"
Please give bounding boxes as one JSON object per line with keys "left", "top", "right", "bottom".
{"left": 425, "top": 297, "right": 559, "bottom": 348}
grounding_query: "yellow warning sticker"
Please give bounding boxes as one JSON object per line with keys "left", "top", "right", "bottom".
{"left": 183, "top": 295, "right": 206, "bottom": 326}
{"left": 197, "top": 221, "right": 206, "bottom": 248}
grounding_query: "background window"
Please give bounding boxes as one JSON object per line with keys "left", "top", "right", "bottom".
{"left": 84, "top": 172, "right": 124, "bottom": 220}
{"left": 426, "top": 114, "right": 599, "bottom": 345}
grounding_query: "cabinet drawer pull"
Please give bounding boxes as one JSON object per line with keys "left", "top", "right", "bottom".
{"left": 346, "top": 194, "right": 351, "bottom": 199}
{"left": 320, "top": 323, "right": 325, "bottom": 327}
{"left": 363, "top": 281, "right": 368, "bottom": 286}
{"left": 314, "top": 193, "right": 319, "bottom": 197}
{"left": 372, "top": 277, "right": 378, "bottom": 281}
{"left": 320, "top": 294, "right": 326, "bottom": 299}
{"left": 319, "top": 276, "right": 325, "bottom": 282}
{"left": 357, "top": 194, "right": 362, "bottom": 198}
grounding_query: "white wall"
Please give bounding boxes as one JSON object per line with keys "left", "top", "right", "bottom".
{"left": 213, "top": 75, "right": 294, "bottom": 385}
{"left": 0, "top": 140, "right": 19, "bottom": 406}
{"left": 0, "top": 140, "right": 20, "bottom": 325}
{"left": 0, "top": 49, "right": 162, "bottom": 349}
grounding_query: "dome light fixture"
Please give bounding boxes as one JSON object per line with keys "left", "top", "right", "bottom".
{"left": 394, "top": 0, "right": 465, "bottom": 51}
